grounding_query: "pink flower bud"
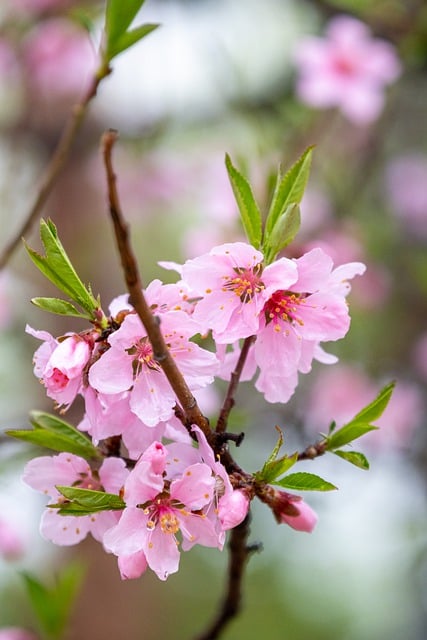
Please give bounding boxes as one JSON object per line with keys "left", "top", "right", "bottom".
{"left": 218, "top": 489, "right": 250, "bottom": 530}
{"left": 272, "top": 490, "right": 318, "bottom": 533}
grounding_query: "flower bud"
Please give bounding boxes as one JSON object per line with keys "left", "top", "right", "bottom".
{"left": 218, "top": 489, "right": 250, "bottom": 530}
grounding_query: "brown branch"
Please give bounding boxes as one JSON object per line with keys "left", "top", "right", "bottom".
{"left": 215, "top": 336, "right": 255, "bottom": 434}
{"left": 101, "top": 129, "right": 211, "bottom": 441}
{"left": 0, "top": 68, "right": 111, "bottom": 270}
{"left": 195, "top": 513, "right": 256, "bottom": 640}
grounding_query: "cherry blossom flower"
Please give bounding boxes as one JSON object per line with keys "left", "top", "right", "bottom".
{"left": 253, "top": 248, "right": 365, "bottom": 403}
{"left": 181, "top": 242, "right": 297, "bottom": 342}
{"left": 26, "top": 326, "right": 92, "bottom": 409}
{"left": 89, "top": 309, "right": 217, "bottom": 427}
{"left": 103, "top": 441, "right": 222, "bottom": 580}
{"left": 294, "top": 15, "right": 401, "bottom": 124}
{"left": 23, "top": 453, "right": 128, "bottom": 546}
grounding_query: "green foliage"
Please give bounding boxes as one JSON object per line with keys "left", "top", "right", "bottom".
{"left": 333, "top": 450, "right": 370, "bottom": 470}
{"left": 103, "top": 0, "right": 159, "bottom": 63}
{"left": 263, "top": 203, "right": 301, "bottom": 264}
{"left": 255, "top": 428, "right": 297, "bottom": 483}
{"left": 273, "top": 472, "right": 337, "bottom": 491}
{"left": 326, "top": 382, "right": 395, "bottom": 450}
{"left": 22, "top": 563, "right": 85, "bottom": 640}
{"left": 31, "top": 297, "right": 93, "bottom": 320}
{"left": 54, "top": 486, "right": 125, "bottom": 516}
{"left": 24, "top": 219, "right": 102, "bottom": 323}
{"left": 262, "top": 147, "right": 313, "bottom": 263}
{"left": 6, "top": 411, "right": 100, "bottom": 460}
{"left": 225, "top": 153, "right": 263, "bottom": 248}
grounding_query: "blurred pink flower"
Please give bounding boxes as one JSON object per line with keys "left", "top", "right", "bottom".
{"left": 384, "top": 153, "right": 427, "bottom": 238}
{"left": 294, "top": 15, "right": 401, "bottom": 124}
{"left": 0, "top": 518, "right": 26, "bottom": 561}
{"left": 23, "top": 18, "right": 97, "bottom": 100}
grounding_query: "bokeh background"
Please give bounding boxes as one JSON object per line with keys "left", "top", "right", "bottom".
{"left": 0, "top": 0, "right": 427, "bottom": 638}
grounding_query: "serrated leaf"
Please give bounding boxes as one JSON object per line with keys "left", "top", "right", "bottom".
{"left": 273, "top": 471, "right": 337, "bottom": 491}
{"left": 56, "top": 486, "right": 125, "bottom": 513}
{"left": 31, "top": 297, "right": 92, "bottom": 319}
{"left": 264, "top": 203, "right": 301, "bottom": 264}
{"left": 106, "top": 23, "right": 159, "bottom": 60}
{"left": 225, "top": 154, "right": 262, "bottom": 248}
{"left": 349, "top": 382, "right": 395, "bottom": 425}
{"left": 333, "top": 450, "right": 370, "bottom": 470}
{"left": 265, "top": 147, "right": 314, "bottom": 237}
{"left": 24, "top": 219, "right": 98, "bottom": 317}
{"left": 261, "top": 452, "right": 298, "bottom": 483}
{"left": 326, "top": 423, "right": 378, "bottom": 450}
{"left": 6, "top": 411, "right": 100, "bottom": 459}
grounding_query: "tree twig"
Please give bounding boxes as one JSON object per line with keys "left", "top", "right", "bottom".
{"left": 0, "top": 69, "right": 111, "bottom": 270}
{"left": 101, "top": 129, "right": 212, "bottom": 441}
{"left": 195, "top": 513, "right": 256, "bottom": 640}
{"left": 216, "top": 336, "right": 255, "bottom": 434}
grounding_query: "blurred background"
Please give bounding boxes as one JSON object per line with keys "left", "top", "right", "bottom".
{"left": 0, "top": 0, "right": 426, "bottom": 638}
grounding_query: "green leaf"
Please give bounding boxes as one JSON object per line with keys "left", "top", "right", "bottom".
{"left": 273, "top": 472, "right": 337, "bottom": 491}
{"left": 6, "top": 411, "right": 100, "bottom": 459}
{"left": 333, "top": 450, "right": 370, "bottom": 470}
{"left": 326, "top": 382, "right": 395, "bottom": 450}
{"left": 55, "top": 486, "right": 125, "bottom": 514}
{"left": 261, "top": 452, "right": 298, "bottom": 483}
{"left": 22, "top": 564, "right": 85, "bottom": 640}
{"left": 104, "top": 0, "right": 159, "bottom": 61}
{"left": 349, "top": 381, "right": 395, "bottom": 425}
{"left": 326, "top": 424, "right": 378, "bottom": 450}
{"left": 263, "top": 203, "right": 301, "bottom": 264}
{"left": 225, "top": 154, "right": 262, "bottom": 248}
{"left": 24, "top": 219, "right": 98, "bottom": 317}
{"left": 106, "top": 23, "right": 159, "bottom": 60}
{"left": 105, "top": 0, "right": 146, "bottom": 43}
{"left": 265, "top": 147, "right": 314, "bottom": 237}
{"left": 31, "top": 297, "right": 92, "bottom": 319}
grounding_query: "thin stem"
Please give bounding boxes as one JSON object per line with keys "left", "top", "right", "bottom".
{"left": 216, "top": 336, "right": 255, "bottom": 434}
{"left": 0, "top": 68, "right": 111, "bottom": 270}
{"left": 195, "top": 513, "right": 255, "bottom": 640}
{"left": 101, "top": 129, "right": 211, "bottom": 441}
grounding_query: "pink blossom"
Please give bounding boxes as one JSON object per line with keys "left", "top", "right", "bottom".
{"left": 181, "top": 242, "right": 297, "bottom": 342}
{"left": 254, "top": 248, "right": 365, "bottom": 403}
{"left": 88, "top": 310, "right": 218, "bottom": 427}
{"left": 103, "top": 441, "right": 221, "bottom": 580}
{"left": 26, "top": 326, "right": 91, "bottom": 408}
{"left": 384, "top": 153, "right": 427, "bottom": 238}
{"left": 0, "top": 518, "right": 26, "bottom": 561}
{"left": 294, "top": 15, "right": 401, "bottom": 124}
{"left": 217, "top": 489, "right": 250, "bottom": 531}
{"left": 23, "top": 453, "right": 128, "bottom": 546}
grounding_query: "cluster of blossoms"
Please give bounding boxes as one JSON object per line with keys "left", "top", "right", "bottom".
{"left": 24, "top": 241, "right": 364, "bottom": 580}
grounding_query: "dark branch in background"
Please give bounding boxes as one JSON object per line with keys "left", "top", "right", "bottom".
{"left": 102, "top": 129, "right": 212, "bottom": 441}
{"left": 0, "top": 69, "right": 111, "bottom": 271}
{"left": 195, "top": 514, "right": 257, "bottom": 640}
{"left": 216, "top": 336, "right": 256, "bottom": 434}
